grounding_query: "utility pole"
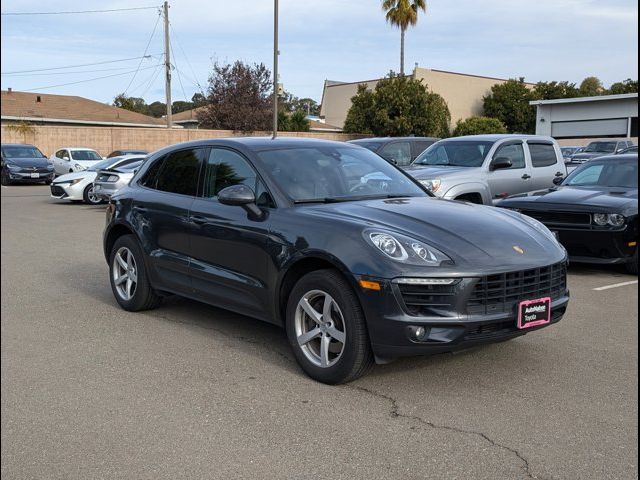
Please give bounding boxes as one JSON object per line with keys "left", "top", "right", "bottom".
{"left": 272, "top": 0, "right": 279, "bottom": 139}
{"left": 163, "top": 1, "right": 172, "bottom": 128}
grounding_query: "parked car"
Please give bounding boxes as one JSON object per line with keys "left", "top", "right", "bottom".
{"left": 498, "top": 154, "right": 638, "bottom": 274}
{"left": 569, "top": 140, "right": 634, "bottom": 164}
{"left": 107, "top": 149, "right": 148, "bottom": 158}
{"left": 348, "top": 137, "right": 439, "bottom": 167}
{"left": 50, "top": 148, "right": 104, "bottom": 175}
{"left": 50, "top": 155, "right": 144, "bottom": 204}
{"left": 1, "top": 143, "right": 55, "bottom": 185}
{"left": 617, "top": 145, "right": 638, "bottom": 155}
{"left": 104, "top": 137, "right": 569, "bottom": 384}
{"left": 561, "top": 146, "right": 583, "bottom": 161}
{"left": 404, "top": 135, "right": 567, "bottom": 205}
{"left": 93, "top": 158, "right": 145, "bottom": 201}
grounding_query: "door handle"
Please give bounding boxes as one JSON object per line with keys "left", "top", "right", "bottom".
{"left": 521, "top": 174, "right": 531, "bottom": 180}
{"left": 555, "top": 172, "right": 564, "bottom": 177}
{"left": 190, "top": 215, "right": 208, "bottom": 225}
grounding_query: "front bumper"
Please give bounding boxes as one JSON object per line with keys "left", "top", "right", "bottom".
{"left": 50, "top": 182, "right": 84, "bottom": 201}
{"left": 556, "top": 227, "right": 636, "bottom": 264}
{"left": 355, "top": 262, "right": 569, "bottom": 360}
{"left": 7, "top": 170, "right": 54, "bottom": 183}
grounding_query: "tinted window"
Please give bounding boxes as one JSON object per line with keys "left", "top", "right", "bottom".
{"left": 414, "top": 141, "right": 495, "bottom": 167}
{"left": 414, "top": 141, "right": 435, "bottom": 156}
{"left": 529, "top": 143, "right": 558, "bottom": 167}
{"left": 584, "top": 141, "right": 617, "bottom": 153}
{"left": 70, "top": 150, "right": 102, "bottom": 161}
{"left": 379, "top": 142, "right": 412, "bottom": 166}
{"left": 494, "top": 143, "right": 525, "bottom": 169}
{"left": 143, "top": 149, "right": 201, "bottom": 195}
{"left": 203, "top": 149, "right": 258, "bottom": 198}
{"left": 565, "top": 160, "right": 637, "bottom": 188}
{"left": 57, "top": 150, "right": 69, "bottom": 159}
{"left": 258, "top": 146, "right": 425, "bottom": 202}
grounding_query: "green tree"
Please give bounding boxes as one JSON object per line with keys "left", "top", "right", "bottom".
{"left": 147, "top": 101, "right": 166, "bottom": 118}
{"left": 191, "top": 92, "right": 207, "bottom": 107}
{"left": 171, "top": 101, "right": 193, "bottom": 114}
{"left": 483, "top": 78, "right": 535, "bottom": 134}
{"left": 197, "top": 60, "right": 272, "bottom": 132}
{"left": 113, "top": 93, "right": 149, "bottom": 115}
{"left": 609, "top": 79, "right": 638, "bottom": 94}
{"left": 343, "top": 73, "right": 450, "bottom": 137}
{"left": 453, "top": 117, "right": 507, "bottom": 136}
{"left": 382, "top": 0, "right": 427, "bottom": 75}
{"left": 278, "top": 110, "right": 310, "bottom": 132}
{"left": 579, "top": 76, "right": 604, "bottom": 96}
{"left": 533, "top": 81, "right": 579, "bottom": 100}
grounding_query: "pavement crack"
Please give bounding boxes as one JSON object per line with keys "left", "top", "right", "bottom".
{"left": 349, "top": 385, "right": 540, "bottom": 480}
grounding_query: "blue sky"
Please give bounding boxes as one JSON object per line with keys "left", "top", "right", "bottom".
{"left": 1, "top": 0, "right": 638, "bottom": 105}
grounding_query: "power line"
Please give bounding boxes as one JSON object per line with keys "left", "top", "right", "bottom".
{"left": 140, "top": 65, "right": 164, "bottom": 98}
{"left": 3, "top": 55, "right": 162, "bottom": 75}
{"left": 2, "top": 65, "right": 155, "bottom": 77}
{"left": 123, "top": 8, "right": 163, "bottom": 95}
{"left": 168, "top": 36, "right": 189, "bottom": 102}
{"left": 128, "top": 63, "right": 164, "bottom": 96}
{"left": 1, "top": 6, "right": 160, "bottom": 16}
{"left": 22, "top": 64, "right": 161, "bottom": 92}
{"left": 169, "top": 22, "right": 205, "bottom": 95}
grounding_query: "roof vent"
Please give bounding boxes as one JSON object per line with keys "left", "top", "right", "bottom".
{"left": 7, "top": 87, "right": 12, "bottom": 93}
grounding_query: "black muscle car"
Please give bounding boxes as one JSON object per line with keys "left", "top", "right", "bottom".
{"left": 498, "top": 154, "right": 638, "bottom": 274}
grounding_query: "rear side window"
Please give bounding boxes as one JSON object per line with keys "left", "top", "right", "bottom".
{"left": 379, "top": 142, "right": 412, "bottom": 166}
{"left": 413, "top": 141, "right": 435, "bottom": 156}
{"left": 140, "top": 148, "right": 202, "bottom": 196}
{"left": 529, "top": 143, "right": 558, "bottom": 167}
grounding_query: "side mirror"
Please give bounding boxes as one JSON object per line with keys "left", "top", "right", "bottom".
{"left": 218, "top": 184, "right": 263, "bottom": 218}
{"left": 553, "top": 176, "right": 564, "bottom": 186}
{"left": 490, "top": 157, "right": 513, "bottom": 171}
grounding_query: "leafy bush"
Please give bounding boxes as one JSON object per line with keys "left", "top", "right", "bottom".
{"left": 453, "top": 117, "right": 508, "bottom": 136}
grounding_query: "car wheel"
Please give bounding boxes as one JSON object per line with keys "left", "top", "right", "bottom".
{"left": 1, "top": 170, "right": 11, "bottom": 186}
{"left": 83, "top": 184, "right": 102, "bottom": 205}
{"left": 626, "top": 249, "right": 638, "bottom": 275}
{"left": 109, "top": 234, "right": 161, "bottom": 311}
{"left": 286, "top": 269, "right": 374, "bottom": 384}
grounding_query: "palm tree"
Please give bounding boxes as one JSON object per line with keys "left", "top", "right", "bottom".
{"left": 382, "top": 0, "right": 427, "bottom": 76}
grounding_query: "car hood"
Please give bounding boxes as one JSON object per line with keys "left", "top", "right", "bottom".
{"left": 571, "top": 152, "right": 609, "bottom": 161}
{"left": 301, "top": 197, "right": 565, "bottom": 272}
{"left": 4, "top": 157, "right": 50, "bottom": 168}
{"left": 73, "top": 160, "right": 103, "bottom": 168}
{"left": 53, "top": 171, "right": 96, "bottom": 183}
{"left": 499, "top": 186, "right": 638, "bottom": 213}
{"left": 403, "top": 165, "right": 475, "bottom": 179}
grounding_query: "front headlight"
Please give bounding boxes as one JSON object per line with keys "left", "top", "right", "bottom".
{"left": 365, "top": 230, "right": 452, "bottom": 266}
{"left": 593, "top": 213, "right": 626, "bottom": 227}
{"left": 6, "top": 163, "right": 21, "bottom": 171}
{"left": 74, "top": 163, "right": 85, "bottom": 171}
{"left": 419, "top": 178, "right": 441, "bottom": 193}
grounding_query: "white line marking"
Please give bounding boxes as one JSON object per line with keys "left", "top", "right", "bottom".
{"left": 593, "top": 280, "right": 638, "bottom": 291}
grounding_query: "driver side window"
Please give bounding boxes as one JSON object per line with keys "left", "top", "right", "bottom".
{"left": 492, "top": 143, "right": 525, "bottom": 169}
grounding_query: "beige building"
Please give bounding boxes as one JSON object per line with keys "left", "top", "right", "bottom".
{"left": 320, "top": 67, "right": 533, "bottom": 130}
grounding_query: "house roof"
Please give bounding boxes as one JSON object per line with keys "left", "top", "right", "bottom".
{"left": 172, "top": 106, "right": 207, "bottom": 123}
{"left": 529, "top": 93, "right": 638, "bottom": 106}
{"left": 308, "top": 119, "right": 342, "bottom": 132}
{"left": 1, "top": 90, "right": 166, "bottom": 127}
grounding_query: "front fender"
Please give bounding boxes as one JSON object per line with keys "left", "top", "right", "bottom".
{"left": 442, "top": 182, "right": 492, "bottom": 204}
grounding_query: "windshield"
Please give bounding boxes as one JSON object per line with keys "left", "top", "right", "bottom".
{"left": 565, "top": 160, "right": 638, "bottom": 188}
{"left": 71, "top": 150, "right": 102, "bottom": 161}
{"left": 350, "top": 141, "right": 383, "bottom": 152}
{"left": 86, "top": 157, "right": 124, "bottom": 172}
{"left": 584, "top": 142, "right": 617, "bottom": 153}
{"left": 413, "top": 140, "right": 495, "bottom": 167}
{"left": 257, "top": 146, "right": 426, "bottom": 202}
{"left": 1, "top": 146, "right": 46, "bottom": 159}
{"left": 118, "top": 160, "right": 144, "bottom": 172}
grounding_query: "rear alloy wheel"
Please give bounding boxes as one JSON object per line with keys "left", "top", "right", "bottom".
{"left": 83, "top": 184, "right": 102, "bottom": 205}
{"left": 286, "top": 269, "right": 374, "bottom": 384}
{"left": 109, "top": 235, "right": 161, "bottom": 311}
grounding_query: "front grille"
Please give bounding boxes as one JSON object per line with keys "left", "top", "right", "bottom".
{"left": 467, "top": 262, "right": 567, "bottom": 315}
{"left": 520, "top": 210, "right": 591, "bottom": 227}
{"left": 50, "top": 185, "right": 66, "bottom": 197}
{"left": 397, "top": 283, "right": 457, "bottom": 317}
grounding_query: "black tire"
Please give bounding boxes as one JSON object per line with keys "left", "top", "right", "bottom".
{"left": 109, "top": 234, "right": 161, "bottom": 311}
{"left": 83, "top": 184, "right": 102, "bottom": 205}
{"left": 626, "top": 249, "right": 638, "bottom": 275}
{"left": 285, "top": 269, "right": 374, "bottom": 384}
{"left": 1, "top": 170, "right": 11, "bottom": 186}
{"left": 44, "top": 179, "right": 52, "bottom": 185}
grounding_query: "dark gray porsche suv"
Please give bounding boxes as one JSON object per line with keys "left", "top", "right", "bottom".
{"left": 104, "top": 138, "right": 570, "bottom": 383}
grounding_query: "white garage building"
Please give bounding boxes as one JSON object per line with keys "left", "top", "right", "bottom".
{"left": 530, "top": 93, "right": 638, "bottom": 142}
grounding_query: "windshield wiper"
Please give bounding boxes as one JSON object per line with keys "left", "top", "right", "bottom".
{"left": 294, "top": 194, "right": 415, "bottom": 204}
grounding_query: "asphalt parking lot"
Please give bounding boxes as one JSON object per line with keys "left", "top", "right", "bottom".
{"left": 1, "top": 184, "right": 638, "bottom": 480}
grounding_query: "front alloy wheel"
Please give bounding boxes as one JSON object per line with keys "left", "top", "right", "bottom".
{"left": 286, "top": 269, "right": 374, "bottom": 384}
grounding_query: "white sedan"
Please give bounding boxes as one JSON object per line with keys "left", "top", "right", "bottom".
{"left": 49, "top": 156, "right": 144, "bottom": 205}
{"left": 50, "top": 147, "right": 104, "bottom": 175}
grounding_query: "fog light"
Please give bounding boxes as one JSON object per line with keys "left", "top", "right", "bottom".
{"left": 414, "top": 326, "right": 428, "bottom": 341}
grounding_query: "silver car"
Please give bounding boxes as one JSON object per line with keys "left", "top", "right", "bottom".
{"left": 404, "top": 135, "right": 567, "bottom": 205}
{"left": 93, "top": 157, "right": 145, "bottom": 201}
